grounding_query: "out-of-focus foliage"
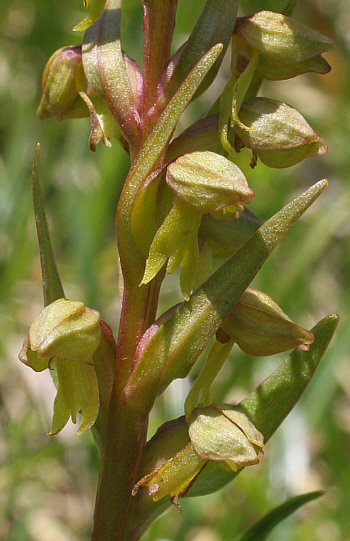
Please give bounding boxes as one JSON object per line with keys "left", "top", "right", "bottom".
{"left": 0, "top": 0, "right": 349, "bottom": 540}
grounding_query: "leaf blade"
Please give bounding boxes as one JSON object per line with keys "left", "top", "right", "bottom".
{"left": 32, "top": 143, "right": 64, "bottom": 306}
{"left": 236, "top": 491, "right": 325, "bottom": 541}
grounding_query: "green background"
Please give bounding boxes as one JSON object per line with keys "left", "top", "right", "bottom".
{"left": 1, "top": 0, "right": 349, "bottom": 540}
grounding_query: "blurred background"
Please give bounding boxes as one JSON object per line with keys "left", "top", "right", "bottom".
{"left": 0, "top": 0, "right": 349, "bottom": 540}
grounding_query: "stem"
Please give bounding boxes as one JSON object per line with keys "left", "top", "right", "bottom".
{"left": 91, "top": 403, "right": 149, "bottom": 541}
{"left": 142, "top": 0, "right": 178, "bottom": 133}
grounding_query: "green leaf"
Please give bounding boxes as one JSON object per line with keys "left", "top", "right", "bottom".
{"left": 165, "top": 0, "right": 239, "bottom": 101}
{"left": 125, "top": 180, "right": 328, "bottom": 410}
{"left": 32, "top": 144, "right": 64, "bottom": 306}
{"left": 236, "top": 491, "right": 324, "bottom": 541}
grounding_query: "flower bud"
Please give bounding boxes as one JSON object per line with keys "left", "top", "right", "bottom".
{"left": 234, "top": 11, "right": 335, "bottom": 67}
{"left": 234, "top": 97, "right": 327, "bottom": 168}
{"left": 166, "top": 151, "right": 254, "bottom": 214}
{"left": 219, "top": 288, "right": 314, "bottom": 356}
{"left": 188, "top": 404, "right": 263, "bottom": 471}
{"left": 28, "top": 298, "right": 101, "bottom": 362}
{"left": 37, "top": 45, "right": 89, "bottom": 120}
{"left": 19, "top": 298, "right": 101, "bottom": 434}
{"left": 230, "top": 29, "right": 332, "bottom": 82}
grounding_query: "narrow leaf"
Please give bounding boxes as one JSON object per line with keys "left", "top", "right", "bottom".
{"left": 125, "top": 180, "right": 328, "bottom": 410}
{"left": 165, "top": 0, "right": 239, "bottom": 101}
{"left": 240, "top": 313, "right": 339, "bottom": 441}
{"left": 236, "top": 491, "right": 324, "bottom": 541}
{"left": 32, "top": 144, "right": 64, "bottom": 306}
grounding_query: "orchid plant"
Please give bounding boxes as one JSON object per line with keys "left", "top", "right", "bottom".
{"left": 19, "top": 1, "right": 337, "bottom": 540}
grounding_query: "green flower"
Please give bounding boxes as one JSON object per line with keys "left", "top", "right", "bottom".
{"left": 234, "top": 11, "right": 335, "bottom": 67}
{"left": 19, "top": 298, "right": 101, "bottom": 434}
{"left": 37, "top": 46, "right": 89, "bottom": 121}
{"left": 219, "top": 288, "right": 314, "bottom": 356}
{"left": 234, "top": 97, "right": 327, "bottom": 168}
{"left": 133, "top": 405, "right": 263, "bottom": 508}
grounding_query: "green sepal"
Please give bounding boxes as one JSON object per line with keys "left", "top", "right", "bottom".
{"left": 234, "top": 98, "right": 327, "bottom": 168}
{"left": 125, "top": 180, "right": 328, "bottom": 411}
{"left": 32, "top": 144, "right": 64, "bottom": 306}
{"left": 73, "top": 0, "right": 107, "bottom": 32}
{"left": 19, "top": 338, "right": 50, "bottom": 372}
{"left": 220, "top": 288, "right": 314, "bottom": 357}
{"left": 29, "top": 298, "right": 101, "bottom": 363}
{"left": 188, "top": 404, "right": 263, "bottom": 469}
{"left": 235, "top": 491, "right": 324, "bottom": 541}
{"left": 235, "top": 11, "right": 335, "bottom": 66}
{"left": 256, "top": 53, "right": 331, "bottom": 80}
{"left": 166, "top": 151, "right": 253, "bottom": 214}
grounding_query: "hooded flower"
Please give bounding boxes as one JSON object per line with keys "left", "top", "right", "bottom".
{"left": 19, "top": 298, "right": 101, "bottom": 434}
{"left": 133, "top": 405, "right": 263, "bottom": 508}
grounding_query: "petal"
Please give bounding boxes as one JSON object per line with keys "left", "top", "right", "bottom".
{"left": 49, "top": 358, "right": 99, "bottom": 435}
